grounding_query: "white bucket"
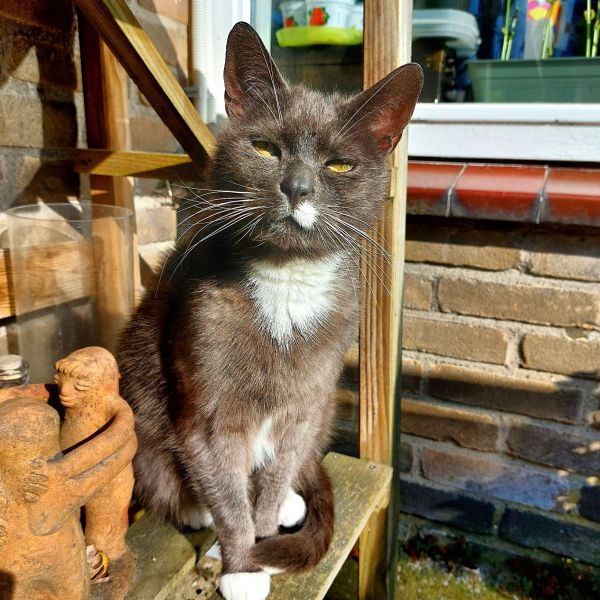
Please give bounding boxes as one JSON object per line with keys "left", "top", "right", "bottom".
{"left": 279, "top": 0, "right": 307, "bottom": 27}
{"left": 307, "top": 0, "right": 355, "bottom": 28}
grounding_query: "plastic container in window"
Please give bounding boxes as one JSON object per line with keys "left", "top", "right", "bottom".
{"left": 0, "top": 354, "right": 30, "bottom": 388}
{"left": 413, "top": 8, "right": 481, "bottom": 57}
{"left": 347, "top": 2, "right": 363, "bottom": 31}
{"left": 307, "top": 0, "right": 355, "bottom": 28}
{"left": 468, "top": 57, "right": 600, "bottom": 102}
{"left": 279, "top": 1, "right": 307, "bottom": 27}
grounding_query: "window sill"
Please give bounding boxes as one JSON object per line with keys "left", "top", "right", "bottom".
{"left": 407, "top": 161, "right": 600, "bottom": 227}
{"left": 408, "top": 104, "right": 600, "bottom": 163}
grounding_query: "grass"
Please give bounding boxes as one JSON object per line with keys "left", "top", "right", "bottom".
{"left": 397, "top": 555, "right": 514, "bottom": 600}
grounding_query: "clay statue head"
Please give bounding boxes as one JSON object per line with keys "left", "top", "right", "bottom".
{"left": 0, "top": 399, "right": 61, "bottom": 497}
{"left": 54, "top": 346, "right": 120, "bottom": 407}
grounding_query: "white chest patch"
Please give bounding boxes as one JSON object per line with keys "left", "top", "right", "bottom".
{"left": 253, "top": 418, "right": 275, "bottom": 469}
{"left": 246, "top": 253, "right": 342, "bottom": 346}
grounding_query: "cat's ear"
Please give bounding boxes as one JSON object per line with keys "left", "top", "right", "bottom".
{"left": 343, "top": 63, "right": 423, "bottom": 155}
{"left": 224, "top": 22, "right": 286, "bottom": 120}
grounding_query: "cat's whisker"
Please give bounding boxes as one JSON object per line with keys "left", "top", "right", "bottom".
{"left": 170, "top": 211, "right": 259, "bottom": 280}
{"left": 321, "top": 218, "right": 380, "bottom": 307}
{"left": 317, "top": 225, "right": 359, "bottom": 307}
{"left": 326, "top": 214, "right": 391, "bottom": 261}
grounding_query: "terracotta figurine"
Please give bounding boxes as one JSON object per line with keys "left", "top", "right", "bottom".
{"left": 0, "top": 396, "right": 136, "bottom": 600}
{"left": 55, "top": 346, "right": 135, "bottom": 563}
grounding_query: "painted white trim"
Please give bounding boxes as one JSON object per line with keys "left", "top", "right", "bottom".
{"left": 408, "top": 103, "right": 600, "bottom": 162}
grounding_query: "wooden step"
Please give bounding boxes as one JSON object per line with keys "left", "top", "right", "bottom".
{"left": 107, "top": 452, "right": 390, "bottom": 600}
{"left": 266, "top": 453, "right": 392, "bottom": 600}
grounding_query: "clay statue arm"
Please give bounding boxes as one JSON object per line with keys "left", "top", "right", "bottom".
{"left": 58, "top": 402, "right": 135, "bottom": 480}
{"left": 27, "top": 433, "right": 137, "bottom": 536}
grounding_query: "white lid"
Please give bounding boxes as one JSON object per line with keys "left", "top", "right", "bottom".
{"left": 413, "top": 9, "right": 481, "bottom": 56}
{"left": 0, "top": 354, "right": 23, "bottom": 372}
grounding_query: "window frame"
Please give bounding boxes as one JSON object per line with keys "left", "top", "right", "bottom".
{"left": 407, "top": 103, "right": 600, "bottom": 163}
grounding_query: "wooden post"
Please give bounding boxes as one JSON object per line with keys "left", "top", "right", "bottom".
{"left": 359, "top": 1, "right": 413, "bottom": 599}
{"left": 78, "top": 12, "right": 141, "bottom": 318}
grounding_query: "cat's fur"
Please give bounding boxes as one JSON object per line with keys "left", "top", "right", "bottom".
{"left": 117, "top": 22, "right": 422, "bottom": 600}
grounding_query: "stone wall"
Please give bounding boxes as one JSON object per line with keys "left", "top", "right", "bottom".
{"left": 400, "top": 214, "right": 600, "bottom": 565}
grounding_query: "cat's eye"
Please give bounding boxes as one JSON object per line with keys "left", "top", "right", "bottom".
{"left": 252, "top": 141, "right": 279, "bottom": 158}
{"left": 326, "top": 161, "right": 354, "bottom": 173}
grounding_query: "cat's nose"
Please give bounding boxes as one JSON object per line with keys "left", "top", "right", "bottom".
{"left": 280, "top": 165, "right": 314, "bottom": 208}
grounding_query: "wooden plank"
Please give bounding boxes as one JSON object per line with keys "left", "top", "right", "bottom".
{"left": 0, "top": 250, "right": 14, "bottom": 319}
{"left": 78, "top": 12, "right": 142, "bottom": 310}
{"left": 74, "top": 149, "right": 198, "bottom": 179}
{"left": 269, "top": 454, "right": 391, "bottom": 600}
{"left": 74, "top": 0, "right": 216, "bottom": 164}
{"left": 359, "top": 1, "right": 413, "bottom": 599}
{"left": 204, "top": 453, "right": 392, "bottom": 600}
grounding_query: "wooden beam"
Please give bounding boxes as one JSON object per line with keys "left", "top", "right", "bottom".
{"left": 74, "top": 0, "right": 216, "bottom": 164}
{"left": 359, "top": 1, "right": 413, "bottom": 599}
{"left": 73, "top": 149, "right": 198, "bottom": 179}
{"left": 78, "top": 11, "right": 140, "bottom": 319}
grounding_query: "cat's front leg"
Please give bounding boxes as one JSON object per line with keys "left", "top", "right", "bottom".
{"left": 181, "top": 429, "right": 270, "bottom": 600}
{"left": 253, "top": 420, "right": 312, "bottom": 540}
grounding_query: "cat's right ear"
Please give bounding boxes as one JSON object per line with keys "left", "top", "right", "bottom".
{"left": 224, "top": 22, "right": 286, "bottom": 120}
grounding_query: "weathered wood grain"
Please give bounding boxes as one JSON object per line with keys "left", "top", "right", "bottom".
{"left": 205, "top": 453, "right": 392, "bottom": 600}
{"left": 359, "top": 1, "right": 413, "bottom": 599}
{"left": 74, "top": 149, "right": 198, "bottom": 180}
{"left": 74, "top": 0, "right": 215, "bottom": 164}
{"left": 122, "top": 513, "right": 199, "bottom": 600}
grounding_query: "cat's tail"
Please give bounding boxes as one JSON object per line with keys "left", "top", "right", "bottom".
{"left": 250, "top": 457, "right": 334, "bottom": 573}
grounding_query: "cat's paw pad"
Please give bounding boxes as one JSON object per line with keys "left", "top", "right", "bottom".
{"left": 219, "top": 571, "right": 270, "bottom": 600}
{"left": 181, "top": 505, "right": 214, "bottom": 529}
{"left": 278, "top": 489, "right": 306, "bottom": 528}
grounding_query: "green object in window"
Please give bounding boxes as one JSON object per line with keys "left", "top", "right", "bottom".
{"left": 276, "top": 26, "right": 363, "bottom": 47}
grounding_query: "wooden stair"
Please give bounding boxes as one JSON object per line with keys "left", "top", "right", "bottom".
{"left": 97, "top": 453, "right": 391, "bottom": 600}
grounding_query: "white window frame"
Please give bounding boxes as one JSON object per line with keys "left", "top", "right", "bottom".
{"left": 408, "top": 103, "right": 600, "bottom": 163}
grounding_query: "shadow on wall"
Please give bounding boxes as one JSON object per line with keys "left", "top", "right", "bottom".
{"left": 0, "top": 2, "right": 79, "bottom": 211}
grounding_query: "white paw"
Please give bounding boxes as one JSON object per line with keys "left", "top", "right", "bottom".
{"left": 262, "top": 565, "right": 285, "bottom": 575}
{"left": 278, "top": 489, "right": 307, "bottom": 528}
{"left": 219, "top": 571, "right": 270, "bottom": 600}
{"left": 181, "top": 504, "right": 214, "bottom": 529}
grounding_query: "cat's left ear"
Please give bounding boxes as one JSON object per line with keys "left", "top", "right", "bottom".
{"left": 343, "top": 63, "right": 424, "bottom": 155}
{"left": 224, "top": 22, "right": 287, "bottom": 120}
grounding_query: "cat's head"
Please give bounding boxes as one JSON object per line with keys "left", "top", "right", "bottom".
{"left": 209, "top": 22, "right": 422, "bottom": 258}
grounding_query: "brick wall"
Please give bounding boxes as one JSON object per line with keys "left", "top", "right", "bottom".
{"left": 0, "top": 0, "right": 187, "bottom": 207}
{"left": 400, "top": 215, "right": 600, "bottom": 565}
{"left": 0, "top": 1, "right": 184, "bottom": 349}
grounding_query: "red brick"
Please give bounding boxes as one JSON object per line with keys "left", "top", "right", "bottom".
{"left": 428, "top": 363, "right": 583, "bottom": 423}
{"left": 528, "top": 233, "right": 600, "bottom": 283}
{"left": 452, "top": 164, "right": 545, "bottom": 222}
{"left": 0, "top": 1, "right": 74, "bottom": 33}
{"left": 542, "top": 168, "right": 600, "bottom": 227}
{"left": 438, "top": 277, "right": 600, "bottom": 328}
{"left": 406, "top": 222, "right": 521, "bottom": 271}
{"left": 500, "top": 509, "right": 600, "bottom": 565}
{"left": 421, "top": 447, "right": 568, "bottom": 510}
{"left": 403, "top": 272, "right": 432, "bottom": 310}
{"left": 401, "top": 398, "right": 500, "bottom": 452}
{"left": 522, "top": 333, "right": 600, "bottom": 380}
{"left": 506, "top": 422, "right": 600, "bottom": 474}
{"left": 0, "top": 95, "right": 77, "bottom": 148}
{"left": 135, "top": 11, "right": 188, "bottom": 78}
{"left": 403, "top": 314, "right": 508, "bottom": 365}
{"left": 130, "top": 115, "right": 179, "bottom": 153}
{"left": 401, "top": 357, "right": 423, "bottom": 393}
{"left": 407, "top": 161, "right": 463, "bottom": 216}
{"left": 138, "top": 0, "right": 188, "bottom": 23}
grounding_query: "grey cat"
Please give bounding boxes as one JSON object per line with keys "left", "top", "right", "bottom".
{"left": 117, "top": 22, "right": 422, "bottom": 600}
